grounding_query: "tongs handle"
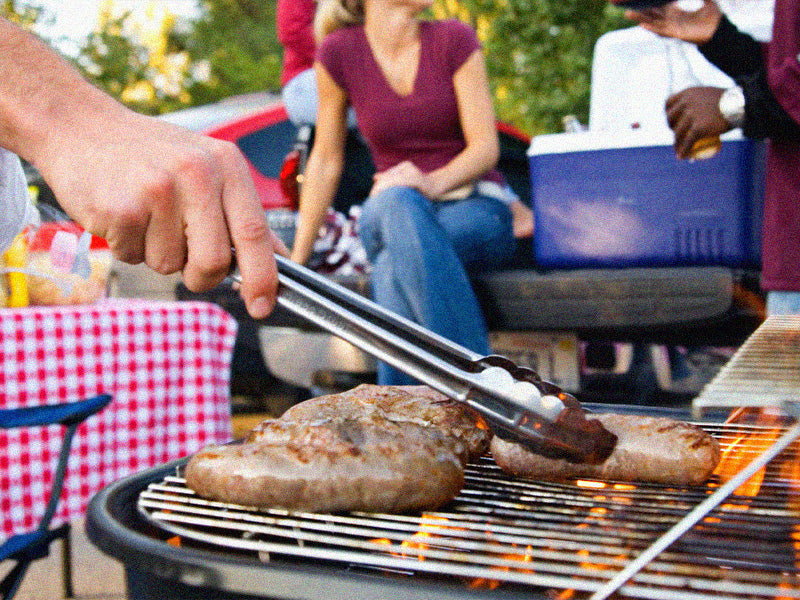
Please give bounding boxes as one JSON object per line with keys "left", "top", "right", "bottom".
{"left": 235, "top": 255, "right": 616, "bottom": 464}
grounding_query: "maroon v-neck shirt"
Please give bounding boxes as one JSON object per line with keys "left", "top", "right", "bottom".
{"left": 318, "top": 19, "right": 481, "bottom": 175}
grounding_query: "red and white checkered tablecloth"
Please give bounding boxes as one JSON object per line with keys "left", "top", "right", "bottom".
{"left": 0, "top": 299, "right": 238, "bottom": 540}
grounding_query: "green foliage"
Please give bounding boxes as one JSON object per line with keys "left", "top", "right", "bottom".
{"left": 69, "top": 0, "right": 281, "bottom": 115}
{"left": 1, "top": 0, "right": 47, "bottom": 29}
{"left": 185, "top": 0, "right": 282, "bottom": 106}
{"left": 17, "top": 0, "right": 627, "bottom": 131}
{"left": 438, "top": 0, "right": 628, "bottom": 134}
{"left": 76, "top": 11, "right": 149, "bottom": 108}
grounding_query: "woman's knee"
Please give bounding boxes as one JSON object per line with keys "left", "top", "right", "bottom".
{"left": 361, "top": 187, "right": 431, "bottom": 232}
{"left": 359, "top": 187, "right": 438, "bottom": 260}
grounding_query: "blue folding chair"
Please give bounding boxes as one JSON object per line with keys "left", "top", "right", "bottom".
{"left": 0, "top": 393, "right": 113, "bottom": 600}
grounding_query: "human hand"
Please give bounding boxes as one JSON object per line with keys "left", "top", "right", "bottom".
{"left": 37, "top": 106, "right": 284, "bottom": 319}
{"left": 665, "top": 86, "right": 728, "bottom": 159}
{"left": 370, "top": 161, "right": 436, "bottom": 199}
{"left": 625, "top": 0, "right": 722, "bottom": 45}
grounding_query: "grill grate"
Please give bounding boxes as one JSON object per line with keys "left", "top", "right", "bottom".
{"left": 138, "top": 421, "right": 800, "bottom": 600}
{"left": 694, "top": 315, "right": 800, "bottom": 416}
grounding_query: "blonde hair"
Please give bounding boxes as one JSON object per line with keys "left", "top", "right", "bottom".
{"left": 314, "top": 0, "right": 365, "bottom": 43}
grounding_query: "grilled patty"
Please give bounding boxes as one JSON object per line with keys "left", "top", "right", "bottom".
{"left": 491, "top": 413, "right": 721, "bottom": 486}
{"left": 185, "top": 384, "right": 487, "bottom": 513}
{"left": 265, "top": 384, "right": 491, "bottom": 462}
{"left": 186, "top": 416, "right": 465, "bottom": 512}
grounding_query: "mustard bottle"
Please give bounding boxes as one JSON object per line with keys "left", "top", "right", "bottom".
{"left": 4, "top": 232, "right": 29, "bottom": 307}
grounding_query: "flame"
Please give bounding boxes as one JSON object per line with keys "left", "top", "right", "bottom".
{"left": 612, "top": 483, "right": 636, "bottom": 491}
{"left": 371, "top": 514, "right": 541, "bottom": 591}
{"left": 576, "top": 480, "right": 606, "bottom": 489}
{"left": 468, "top": 544, "right": 535, "bottom": 590}
{"left": 714, "top": 408, "right": 785, "bottom": 497}
{"left": 370, "top": 514, "right": 456, "bottom": 562}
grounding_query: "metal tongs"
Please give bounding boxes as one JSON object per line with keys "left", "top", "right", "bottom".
{"left": 232, "top": 255, "right": 617, "bottom": 464}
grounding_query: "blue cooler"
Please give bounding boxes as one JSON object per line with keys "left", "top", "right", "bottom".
{"left": 528, "top": 130, "right": 765, "bottom": 269}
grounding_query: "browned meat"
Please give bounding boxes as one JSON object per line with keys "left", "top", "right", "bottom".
{"left": 185, "top": 384, "right": 489, "bottom": 513}
{"left": 491, "top": 413, "right": 721, "bottom": 486}
{"left": 185, "top": 415, "right": 465, "bottom": 513}
{"left": 252, "top": 384, "right": 491, "bottom": 462}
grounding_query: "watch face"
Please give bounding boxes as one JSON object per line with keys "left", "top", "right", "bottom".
{"left": 719, "top": 87, "right": 746, "bottom": 126}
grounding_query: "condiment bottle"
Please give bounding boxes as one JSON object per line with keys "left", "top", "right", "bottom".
{"left": 4, "top": 232, "right": 29, "bottom": 307}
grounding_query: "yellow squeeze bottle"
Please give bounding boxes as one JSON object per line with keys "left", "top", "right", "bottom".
{"left": 4, "top": 232, "right": 29, "bottom": 307}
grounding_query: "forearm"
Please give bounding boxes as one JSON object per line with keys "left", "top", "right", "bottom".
{"left": 426, "top": 138, "right": 499, "bottom": 198}
{"left": 0, "top": 19, "right": 125, "bottom": 166}
{"left": 698, "top": 15, "right": 763, "bottom": 80}
{"left": 291, "top": 151, "right": 342, "bottom": 264}
{"left": 698, "top": 16, "right": 799, "bottom": 141}
{"left": 737, "top": 70, "right": 800, "bottom": 140}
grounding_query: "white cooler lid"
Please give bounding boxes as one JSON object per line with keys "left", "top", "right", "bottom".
{"left": 586, "top": 1, "right": 774, "bottom": 134}
{"left": 527, "top": 129, "right": 744, "bottom": 156}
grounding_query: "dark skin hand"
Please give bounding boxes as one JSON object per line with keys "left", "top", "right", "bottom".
{"left": 665, "top": 86, "right": 730, "bottom": 159}
{"left": 624, "top": 0, "right": 729, "bottom": 160}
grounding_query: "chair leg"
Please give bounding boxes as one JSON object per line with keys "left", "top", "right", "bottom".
{"left": 61, "top": 524, "right": 73, "bottom": 600}
{"left": 0, "top": 559, "right": 30, "bottom": 600}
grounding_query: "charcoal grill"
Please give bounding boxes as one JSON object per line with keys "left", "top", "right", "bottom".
{"left": 85, "top": 404, "right": 800, "bottom": 600}
{"left": 86, "top": 316, "right": 800, "bottom": 600}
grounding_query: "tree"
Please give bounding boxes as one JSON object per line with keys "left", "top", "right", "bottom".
{"left": 1, "top": 0, "right": 46, "bottom": 29}
{"left": 9, "top": 0, "right": 627, "bottom": 132}
{"left": 72, "top": 0, "right": 282, "bottom": 115}
{"left": 183, "top": 0, "right": 282, "bottom": 107}
{"left": 434, "top": 0, "right": 628, "bottom": 135}
{"left": 74, "top": 2, "right": 208, "bottom": 115}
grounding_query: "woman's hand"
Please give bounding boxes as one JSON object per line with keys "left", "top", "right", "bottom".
{"left": 370, "top": 161, "right": 437, "bottom": 198}
{"left": 625, "top": 0, "right": 722, "bottom": 45}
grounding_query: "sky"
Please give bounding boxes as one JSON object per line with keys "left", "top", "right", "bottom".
{"left": 34, "top": 0, "right": 200, "bottom": 54}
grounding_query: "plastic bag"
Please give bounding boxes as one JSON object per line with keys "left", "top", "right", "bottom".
{"left": 25, "top": 218, "right": 113, "bottom": 306}
{"left": 0, "top": 148, "right": 39, "bottom": 253}
{"left": 1, "top": 205, "right": 113, "bottom": 307}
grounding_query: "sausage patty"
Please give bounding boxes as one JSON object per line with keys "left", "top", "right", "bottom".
{"left": 251, "top": 384, "right": 491, "bottom": 462}
{"left": 185, "top": 415, "right": 465, "bottom": 513}
{"left": 185, "top": 384, "right": 487, "bottom": 513}
{"left": 491, "top": 413, "right": 721, "bottom": 486}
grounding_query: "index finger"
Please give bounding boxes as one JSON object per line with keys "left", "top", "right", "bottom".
{"left": 220, "top": 147, "right": 279, "bottom": 319}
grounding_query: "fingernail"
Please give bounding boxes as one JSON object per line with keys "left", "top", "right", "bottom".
{"left": 249, "top": 296, "right": 272, "bottom": 319}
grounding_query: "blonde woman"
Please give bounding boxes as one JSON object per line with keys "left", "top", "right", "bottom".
{"left": 290, "top": 0, "right": 519, "bottom": 384}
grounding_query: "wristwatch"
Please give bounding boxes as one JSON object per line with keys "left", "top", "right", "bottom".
{"left": 718, "top": 86, "right": 746, "bottom": 128}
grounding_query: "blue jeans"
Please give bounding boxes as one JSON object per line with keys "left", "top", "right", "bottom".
{"left": 766, "top": 291, "right": 800, "bottom": 315}
{"left": 358, "top": 185, "right": 515, "bottom": 385}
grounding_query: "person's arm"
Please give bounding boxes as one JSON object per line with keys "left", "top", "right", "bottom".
{"left": 0, "top": 18, "right": 281, "bottom": 318}
{"left": 689, "top": 13, "right": 798, "bottom": 139}
{"left": 289, "top": 62, "right": 348, "bottom": 265}
{"left": 370, "top": 50, "right": 499, "bottom": 199}
{"left": 695, "top": 15, "right": 763, "bottom": 79}
{"left": 276, "top": 0, "right": 316, "bottom": 62}
{"left": 628, "top": 2, "right": 800, "bottom": 147}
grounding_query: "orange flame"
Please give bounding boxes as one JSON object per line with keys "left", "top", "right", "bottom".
{"left": 714, "top": 408, "right": 785, "bottom": 497}
{"left": 468, "top": 544, "right": 535, "bottom": 590}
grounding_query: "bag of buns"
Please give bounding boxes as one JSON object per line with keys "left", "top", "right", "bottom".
{"left": 25, "top": 221, "right": 112, "bottom": 306}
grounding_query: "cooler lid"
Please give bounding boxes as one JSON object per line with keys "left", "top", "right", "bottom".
{"left": 527, "top": 129, "right": 744, "bottom": 156}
